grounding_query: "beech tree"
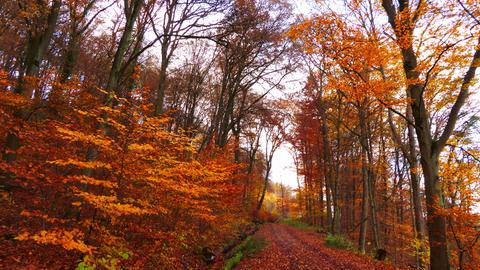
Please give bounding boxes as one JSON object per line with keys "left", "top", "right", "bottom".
{"left": 380, "top": 1, "right": 480, "bottom": 268}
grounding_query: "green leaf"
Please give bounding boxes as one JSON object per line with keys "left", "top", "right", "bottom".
{"left": 119, "top": 251, "right": 130, "bottom": 260}
{"left": 76, "top": 262, "right": 95, "bottom": 270}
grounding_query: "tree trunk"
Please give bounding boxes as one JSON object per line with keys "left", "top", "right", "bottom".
{"left": 257, "top": 164, "right": 271, "bottom": 210}
{"left": 105, "top": 0, "right": 143, "bottom": 98}
{"left": 59, "top": 31, "right": 80, "bottom": 84}
{"left": 358, "top": 106, "right": 370, "bottom": 254}
{"left": 388, "top": 105, "right": 427, "bottom": 268}
{"left": 16, "top": 0, "right": 62, "bottom": 98}
{"left": 320, "top": 112, "right": 334, "bottom": 232}
{"left": 4, "top": 0, "right": 61, "bottom": 162}
{"left": 359, "top": 145, "right": 369, "bottom": 254}
{"left": 217, "top": 92, "right": 235, "bottom": 147}
{"left": 406, "top": 106, "right": 427, "bottom": 269}
{"left": 366, "top": 124, "right": 381, "bottom": 251}
{"left": 154, "top": 43, "right": 169, "bottom": 115}
{"left": 379, "top": 2, "right": 480, "bottom": 268}
{"left": 405, "top": 45, "right": 450, "bottom": 270}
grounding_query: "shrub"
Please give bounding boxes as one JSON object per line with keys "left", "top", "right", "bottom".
{"left": 281, "top": 218, "right": 315, "bottom": 231}
{"left": 325, "top": 234, "right": 353, "bottom": 250}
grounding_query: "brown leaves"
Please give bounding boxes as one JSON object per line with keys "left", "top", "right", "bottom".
{"left": 236, "top": 224, "right": 399, "bottom": 270}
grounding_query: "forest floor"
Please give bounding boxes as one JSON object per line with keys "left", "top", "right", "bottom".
{"left": 232, "top": 223, "right": 399, "bottom": 270}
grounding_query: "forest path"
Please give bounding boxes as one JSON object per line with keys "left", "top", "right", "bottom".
{"left": 234, "top": 223, "right": 397, "bottom": 270}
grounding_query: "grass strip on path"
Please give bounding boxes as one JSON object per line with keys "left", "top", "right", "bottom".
{"left": 224, "top": 235, "right": 267, "bottom": 270}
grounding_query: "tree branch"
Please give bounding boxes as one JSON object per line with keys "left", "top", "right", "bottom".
{"left": 434, "top": 37, "right": 480, "bottom": 155}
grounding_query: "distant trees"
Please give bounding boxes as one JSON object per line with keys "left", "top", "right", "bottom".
{"left": 256, "top": 100, "right": 288, "bottom": 210}
{"left": 201, "top": 0, "right": 292, "bottom": 150}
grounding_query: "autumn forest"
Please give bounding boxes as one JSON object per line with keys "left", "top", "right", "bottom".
{"left": 0, "top": 0, "right": 479, "bottom": 269}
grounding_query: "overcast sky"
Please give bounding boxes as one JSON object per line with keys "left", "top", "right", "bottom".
{"left": 267, "top": 0, "right": 316, "bottom": 189}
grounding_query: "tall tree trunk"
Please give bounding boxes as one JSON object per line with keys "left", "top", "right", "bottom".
{"left": 243, "top": 129, "right": 261, "bottom": 204}
{"left": 405, "top": 45, "right": 450, "bottom": 270}
{"left": 154, "top": 42, "right": 169, "bottom": 115}
{"left": 319, "top": 171, "right": 326, "bottom": 227}
{"left": 321, "top": 122, "right": 334, "bottom": 231}
{"left": 366, "top": 123, "right": 381, "bottom": 251}
{"left": 59, "top": 30, "right": 80, "bottom": 84}
{"left": 217, "top": 92, "right": 235, "bottom": 147}
{"left": 387, "top": 106, "right": 427, "bottom": 268}
{"left": 406, "top": 106, "right": 427, "bottom": 269}
{"left": 358, "top": 106, "right": 370, "bottom": 254}
{"left": 257, "top": 164, "right": 271, "bottom": 210}
{"left": 16, "top": 0, "right": 62, "bottom": 98}
{"left": 332, "top": 96, "right": 343, "bottom": 234}
{"left": 359, "top": 145, "right": 369, "bottom": 254}
{"left": 381, "top": 3, "right": 480, "bottom": 268}
{"left": 4, "top": 0, "right": 61, "bottom": 162}
{"left": 84, "top": 0, "right": 142, "bottom": 178}
{"left": 50, "top": 29, "right": 80, "bottom": 105}
{"left": 105, "top": 0, "right": 143, "bottom": 98}
{"left": 199, "top": 61, "right": 229, "bottom": 152}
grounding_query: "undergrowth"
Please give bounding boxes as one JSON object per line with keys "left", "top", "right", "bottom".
{"left": 281, "top": 218, "right": 319, "bottom": 232}
{"left": 223, "top": 236, "right": 267, "bottom": 270}
{"left": 325, "top": 234, "right": 353, "bottom": 250}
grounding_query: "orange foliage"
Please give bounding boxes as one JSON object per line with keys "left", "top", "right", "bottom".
{"left": 0, "top": 76, "right": 245, "bottom": 269}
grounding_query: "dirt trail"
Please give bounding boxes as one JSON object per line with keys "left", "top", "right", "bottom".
{"left": 235, "top": 223, "right": 397, "bottom": 270}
